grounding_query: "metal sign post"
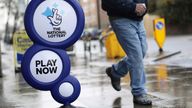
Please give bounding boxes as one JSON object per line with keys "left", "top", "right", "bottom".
{"left": 22, "top": 0, "right": 84, "bottom": 106}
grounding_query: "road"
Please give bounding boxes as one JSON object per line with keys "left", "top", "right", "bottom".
{"left": 0, "top": 36, "right": 192, "bottom": 108}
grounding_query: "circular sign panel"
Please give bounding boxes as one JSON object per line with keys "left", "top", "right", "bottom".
{"left": 51, "top": 76, "right": 81, "bottom": 104}
{"left": 21, "top": 44, "right": 70, "bottom": 90}
{"left": 59, "top": 82, "right": 74, "bottom": 97}
{"left": 25, "top": 0, "right": 84, "bottom": 48}
{"left": 33, "top": 0, "right": 77, "bottom": 43}
{"left": 30, "top": 50, "right": 63, "bottom": 83}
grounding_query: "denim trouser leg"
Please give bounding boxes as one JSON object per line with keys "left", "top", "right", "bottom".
{"left": 109, "top": 18, "right": 148, "bottom": 96}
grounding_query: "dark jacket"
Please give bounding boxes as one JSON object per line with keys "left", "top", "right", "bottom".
{"left": 102, "top": 0, "right": 148, "bottom": 21}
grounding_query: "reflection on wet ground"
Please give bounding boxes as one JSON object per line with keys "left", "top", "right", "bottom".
{"left": 146, "top": 65, "right": 192, "bottom": 108}
{"left": 0, "top": 46, "right": 192, "bottom": 108}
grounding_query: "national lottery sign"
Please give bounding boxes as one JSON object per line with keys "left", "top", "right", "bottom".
{"left": 24, "top": 0, "right": 84, "bottom": 49}
{"left": 22, "top": 0, "right": 84, "bottom": 105}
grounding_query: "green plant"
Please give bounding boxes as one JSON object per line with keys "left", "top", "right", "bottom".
{"left": 148, "top": 0, "right": 192, "bottom": 27}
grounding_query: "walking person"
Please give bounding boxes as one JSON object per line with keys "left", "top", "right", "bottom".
{"left": 102, "top": 0, "right": 152, "bottom": 105}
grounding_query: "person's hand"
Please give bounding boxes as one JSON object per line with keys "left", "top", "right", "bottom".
{"left": 135, "top": 3, "right": 146, "bottom": 16}
{"left": 48, "top": 9, "right": 62, "bottom": 26}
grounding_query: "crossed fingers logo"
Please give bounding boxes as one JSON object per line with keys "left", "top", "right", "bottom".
{"left": 42, "top": 6, "right": 63, "bottom": 26}
{"left": 48, "top": 8, "right": 62, "bottom": 26}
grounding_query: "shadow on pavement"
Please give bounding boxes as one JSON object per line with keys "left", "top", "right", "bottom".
{"left": 134, "top": 104, "right": 152, "bottom": 108}
{"left": 113, "top": 97, "right": 121, "bottom": 108}
{"left": 59, "top": 105, "right": 85, "bottom": 108}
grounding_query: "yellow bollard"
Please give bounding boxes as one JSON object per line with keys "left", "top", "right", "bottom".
{"left": 153, "top": 18, "right": 166, "bottom": 53}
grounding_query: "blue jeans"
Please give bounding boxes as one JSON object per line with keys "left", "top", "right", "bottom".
{"left": 109, "top": 17, "right": 147, "bottom": 96}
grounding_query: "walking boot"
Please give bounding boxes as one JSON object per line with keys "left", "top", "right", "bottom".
{"left": 133, "top": 94, "right": 152, "bottom": 105}
{"left": 106, "top": 67, "right": 121, "bottom": 91}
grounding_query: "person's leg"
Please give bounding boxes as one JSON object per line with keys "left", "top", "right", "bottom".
{"left": 111, "top": 56, "right": 130, "bottom": 78}
{"left": 129, "top": 21, "right": 147, "bottom": 96}
{"left": 132, "top": 21, "right": 151, "bottom": 105}
{"left": 129, "top": 21, "right": 149, "bottom": 96}
{"left": 109, "top": 18, "right": 146, "bottom": 95}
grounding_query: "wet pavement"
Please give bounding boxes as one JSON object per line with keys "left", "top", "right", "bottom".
{"left": 0, "top": 36, "right": 192, "bottom": 108}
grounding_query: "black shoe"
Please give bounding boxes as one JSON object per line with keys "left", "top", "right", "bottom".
{"left": 106, "top": 67, "right": 121, "bottom": 91}
{"left": 133, "top": 94, "right": 152, "bottom": 105}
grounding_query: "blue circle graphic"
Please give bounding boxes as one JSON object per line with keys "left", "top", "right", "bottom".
{"left": 156, "top": 21, "right": 164, "bottom": 30}
{"left": 24, "top": 0, "right": 85, "bottom": 49}
{"left": 21, "top": 44, "right": 70, "bottom": 90}
{"left": 51, "top": 76, "right": 81, "bottom": 105}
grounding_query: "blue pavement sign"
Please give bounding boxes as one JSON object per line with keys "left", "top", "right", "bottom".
{"left": 22, "top": 0, "right": 84, "bottom": 105}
